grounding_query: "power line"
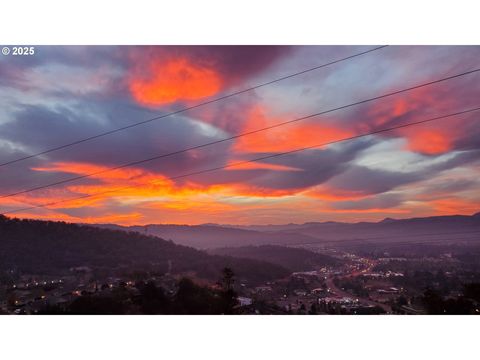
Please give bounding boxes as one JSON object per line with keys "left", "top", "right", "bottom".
{"left": 1, "top": 68, "right": 479, "bottom": 200}
{"left": 0, "top": 45, "right": 389, "bottom": 168}
{"left": 2, "top": 106, "right": 479, "bottom": 215}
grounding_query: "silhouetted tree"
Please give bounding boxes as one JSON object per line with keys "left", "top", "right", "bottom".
{"left": 174, "top": 278, "right": 221, "bottom": 314}
{"left": 298, "top": 303, "right": 307, "bottom": 314}
{"left": 221, "top": 267, "right": 235, "bottom": 291}
{"left": 219, "top": 267, "right": 239, "bottom": 314}
{"left": 422, "top": 288, "right": 445, "bottom": 314}
{"left": 422, "top": 288, "right": 475, "bottom": 315}
{"left": 397, "top": 295, "right": 408, "bottom": 306}
{"left": 136, "top": 281, "right": 170, "bottom": 314}
{"left": 464, "top": 283, "right": 480, "bottom": 302}
{"left": 67, "top": 296, "right": 126, "bottom": 315}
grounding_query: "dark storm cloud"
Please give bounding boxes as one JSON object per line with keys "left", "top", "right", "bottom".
{"left": 182, "top": 45, "right": 292, "bottom": 85}
{"left": 187, "top": 91, "right": 261, "bottom": 134}
{"left": 128, "top": 45, "right": 292, "bottom": 85}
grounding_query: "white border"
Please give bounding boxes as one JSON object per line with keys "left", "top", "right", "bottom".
{"left": 1, "top": 0, "right": 479, "bottom": 44}
{"left": 0, "top": 315, "right": 478, "bottom": 360}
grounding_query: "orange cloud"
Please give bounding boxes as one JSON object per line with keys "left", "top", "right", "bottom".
{"left": 144, "top": 199, "right": 236, "bottom": 213}
{"left": 33, "top": 161, "right": 173, "bottom": 188}
{"left": 234, "top": 106, "right": 352, "bottom": 153}
{"left": 401, "top": 128, "right": 452, "bottom": 155}
{"left": 322, "top": 208, "right": 410, "bottom": 214}
{"left": 359, "top": 85, "right": 468, "bottom": 155}
{"left": 1, "top": 189, "right": 110, "bottom": 211}
{"left": 428, "top": 197, "right": 480, "bottom": 215}
{"left": 306, "top": 186, "right": 371, "bottom": 201}
{"left": 228, "top": 185, "right": 301, "bottom": 198}
{"left": 225, "top": 161, "right": 302, "bottom": 172}
{"left": 32, "top": 162, "right": 152, "bottom": 181}
{"left": 30, "top": 162, "right": 266, "bottom": 210}
{"left": 129, "top": 57, "right": 222, "bottom": 106}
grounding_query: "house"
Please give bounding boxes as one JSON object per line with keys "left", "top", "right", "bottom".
{"left": 237, "top": 297, "right": 253, "bottom": 306}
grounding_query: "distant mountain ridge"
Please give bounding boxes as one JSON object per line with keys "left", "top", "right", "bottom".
{"left": 94, "top": 212, "right": 480, "bottom": 249}
{"left": 204, "top": 212, "right": 480, "bottom": 231}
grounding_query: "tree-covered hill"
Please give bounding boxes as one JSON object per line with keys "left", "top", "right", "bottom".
{"left": 0, "top": 215, "right": 289, "bottom": 285}
{"left": 209, "top": 245, "right": 342, "bottom": 272}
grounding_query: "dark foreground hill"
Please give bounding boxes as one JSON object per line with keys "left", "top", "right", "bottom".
{"left": 209, "top": 245, "right": 342, "bottom": 272}
{"left": 0, "top": 216, "right": 289, "bottom": 285}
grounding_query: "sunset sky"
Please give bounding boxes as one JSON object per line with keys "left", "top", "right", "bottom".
{"left": 0, "top": 45, "right": 479, "bottom": 225}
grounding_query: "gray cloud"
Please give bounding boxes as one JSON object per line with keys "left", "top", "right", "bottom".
{"left": 325, "top": 165, "right": 424, "bottom": 195}
{"left": 331, "top": 192, "right": 405, "bottom": 210}
{"left": 188, "top": 138, "right": 376, "bottom": 191}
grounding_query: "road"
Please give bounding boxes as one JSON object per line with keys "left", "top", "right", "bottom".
{"left": 325, "top": 262, "right": 392, "bottom": 313}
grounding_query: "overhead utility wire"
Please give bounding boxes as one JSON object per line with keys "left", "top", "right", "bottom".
{"left": 1, "top": 67, "right": 478, "bottom": 199}
{"left": 2, "top": 106, "right": 479, "bottom": 215}
{"left": 0, "top": 46, "right": 388, "bottom": 168}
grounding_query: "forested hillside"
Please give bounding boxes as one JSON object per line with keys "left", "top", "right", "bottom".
{"left": 0, "top": 216, "right": 289, "bottom": 285}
